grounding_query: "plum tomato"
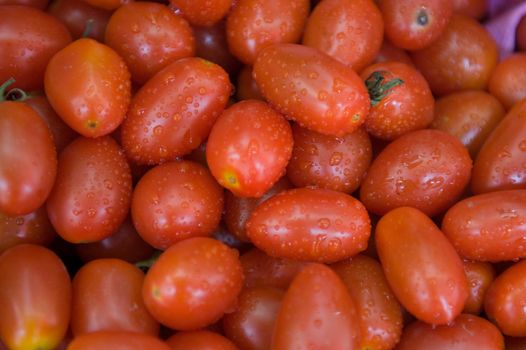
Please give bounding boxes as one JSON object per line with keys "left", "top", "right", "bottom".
{"left": 488, "top": 53, "right": 526, "bottom": 110}
{"left": 360, "top": 129, "right": 472, "bottom": 217}
{"left": 44, "top": 38, "right": 131, "bottom": 138}
{"left": 166, "top": 331, "right": 236, "bottom": 350}
{"left": 131, "top": 160, "right": 223, "bottom": 250}
{"left": 68, "top": 331, "right": 171, "bottom": 350}
{"left": 206, "top": 100, "right": 293, "bottom": 197}
{"left": 46, "top": 136, "right": 132, "bottom": 243}
{"left": 142, "top": 237, "right": 243, "bottom": 330}
{"left": 246, "top": 187, "right": 371, "bottom": 263}
{"left": 253, "top": 43, "right": 370, "bottom": 137}
{"left": 303, "top": 0, "right": 383, "bottom": 72}
{"left": 236, "top": 66, "right": 264, "bottom": 101}
{"left": 376, "top": 207, "right": 468, "bottom": 325}
{"left": 170, "top": 0, "right": 231, "bottom": 26}
{"left": 463, "top": 261, "right": 495, "bottom": 315}
{"left": 121, "top": 57, "right": 231, "bottom": 165}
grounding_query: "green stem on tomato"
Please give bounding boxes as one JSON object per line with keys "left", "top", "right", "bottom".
{"left": 135, "top": 251, "right": 162, "bottom": 271}
{"left": 365, "top": 70, "right": 404, "bottom": 107}
{"left": 0, "top": 78, "right": 16, "bottom": 101}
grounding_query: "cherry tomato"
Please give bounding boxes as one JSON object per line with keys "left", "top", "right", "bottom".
{"left": 68, "top": 331, "right": 171, "bottom": 350}
{"left": 463, "top": 261, "right": 495, "bottom": 315}
{"left": 272, "top": 263, "right": 361, "bottom": 350}
{"left": 206, "top": 100, "right": 293, "bottom": 197}
{"left": 121, "top": 58, "right": 231, "bottom": 165}
{"left": 0, "top": 244, "right": 71, "bottom": 350}
{"left": 0, "top": 6, "right": 72, "bottom": 91}
{"left": 236, "top": 66, "right": 264, "bottom": 101}
{"left": 376, "top": 207, "right": 468, "bottom": 325}
{"left": 131, "top": 160, "right": 223, "bottom": 250}
{"left": 166, "top": 331, "right": 236, "bottom": 350}
{"left": 0, "top": 101, "right": 57, "bottom": 216}
{"left": 247, "top": 187, "right": 371, "bottom": 263}
{"left": 488, "top": 53, "right": 526, "bottom": 110}
{"left": 253, "top": 43, "right": 370, "bottom": 137}
{"left": 46, "top": 136, "right": 132, "bottom": 243}
{"left": 303, "top": 0, "right": 383, "bottom": 72}
{"left": 373, "top": 39, "right": 414, "bottom": 66}
{"left": 170, "top": 0, "right": 231, "bottom": 26}
{"left": 142, "top": 237, "right": 243, "bottom": 330}
{"left": 332, "top": 255, "right": 403, "bottom": 350}
{"left": 286, "top": 124, "right": 372, "bottom": 193}
{"left": 395, "top": 314, "right": 504, "bottom": 350}
{"left": 105, "top": 2, "right": 195, "bottom": 85}
{"left": 452, "top": 0, "right": 487, "bottom": 19}
{"left": 360, "top": 61, "right": 434, "bottom": 140}
{"left": 226, "top": 0, "right": 309, "bottom": 64}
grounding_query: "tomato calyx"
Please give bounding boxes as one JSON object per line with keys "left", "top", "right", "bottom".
{"left": 0, "top": 78, "right": 16, "bottom": 102}
{"left": 416, "top": 8, "right": 429, "bottom": 26}
{"left": 135, "top": 251, "right": 162, "bottom": 271}
{"left": 0, "top": 78, "right": 34, "bottom": 102}
{"left": 365, "top": 71, "right": 404, "bottom": 107}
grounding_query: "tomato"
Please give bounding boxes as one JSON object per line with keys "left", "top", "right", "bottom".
{"left": 411, "top": 15, "right": 498, "bottom": 96}
{"left": 379, "top": 0, "right": 453, "bottom": 50}
{"left": 360, "top": 61, "right": 434, "bottom": 140}
{"left": 206, "top": 100, "right": 293, "bottom": 197}
{"left": 485, "top": 259, "right": 526, "bottom": 336}
{"left": 0, "top": 244, "right": 71, "bottom": 350}
{"left": 303, "top": 0, "right": 383, "bottom": 72}
{"left": 463, "top": 261, "right": 495, "bottom": 315}
{"left": 286, "top": 125, "right": 372, "bottom": 193}
{"left": 46, "top": 136, "right": 132, "bottom": 243}
{"left": 105, "top": 2, "right": 195, "bottom": 85}
{"left": 360, "top": 129, "right": 472, "bottom": 217}
{"left": 226, "top": 0, "right": 309, "bottom": 64}
{"left": 131, "top": 160, "right": 223, "bottom": 250}
{"left": 170, "top": 0, "right": 231, "bottom": 26}
{"left": 452, "top": 0, "right": 487, "bottom": 19}
{"left": 253, "top": 43, "right": 370, "bottom": 137}
{"left": 166, "top": 331, "right": 236, "bottom": 350}
{"left": 247, "top": 187, "right": 370, "bottom": 263}
{"left": 142, "top": 237, "right": 243, "bottom": 330}
{"left": 488, "top": 53, "right": 526, "bottom": 110}
{"left": 236, "top": 66, "right": 264, "bottom": 101}
{"left": 68, "top": 331, "right": 171, "bottom": 350}
{"left": 517, "top": 16, "right": 526, "bottom": 52}
{"left": 0, "top": 0, "right": 47, "bottom": 9}
{"left": 0, "top": 6, "right": 72, "bottom": 91}
{"left": 272, "top": 263, "right": 361, "bottom": 350}
{"left": 506, "top": 337, "right": 526, "bottom": 350}
{"left": 121, "top": 58, "right": 231, "bottom": 165}
{"left": 376, "top": 207, "right": 468, "bottom": 325}
{"left": 431, "top": 90, "right": 505, "bottom": 158}
{"left": 373, "top": 39, "right": 414, "bottom": 66}
{"left": 82, "top": 0, "right": 128, "bottom": 10}
{"left": 395, "top": 314, "right": 504, "bottom": 350}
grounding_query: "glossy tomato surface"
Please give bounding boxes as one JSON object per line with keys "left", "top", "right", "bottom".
{"left": 463, "top": 260, "right": 495, "bottom": 315}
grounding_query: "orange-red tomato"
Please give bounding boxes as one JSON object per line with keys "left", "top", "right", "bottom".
{"left": 166, "top": 331, "right": 237, "bottom": 350}
{"left": 68, "top": 331, "right": 171, "bottom": 350}
{"left": 463, "top": 261, "right": 495, "bottom": 315}
{"left": 170, "top": 0, "right": 231, "bottom": 26}
{"left": 376, "top": 207, "right": 468, "bottom": 325}
{"left": 0, "top": 244, "right": 71, "bottom": 350}
{"left": 452, "top": 0, "right": 487, "bottom": 19}
{"left": 488, "top": 53, "right": 526, "bottom": 110}
{"left": 253, "top": 43, "right": 370, "bottom": 137}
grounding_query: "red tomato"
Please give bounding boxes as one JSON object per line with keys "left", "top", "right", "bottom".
{"left": 105, "top": 2, "right": 195, "bottom": 85}
{"left": 253, "top": 43, "right": 370, "bottom": 137}
{"left": 373, "top": 39, "right": 414, "bottom": 66}
{"left": 303, "top": 0, "right": 383, "bottom": 72}
{"left": 246, "top": 187, "right": 371, "bottom": 263}
{"left": 517, "top": 16, "right": 526, "bottom": 52}
{"left": 506, "top": 337, "right": 526, "bottom": 349}
{"left": 142, "top": 237, "right": 243, "bottom": 330}
{"left": 46, "top": 136, "right": 132, "bottom": 243}
{"left": 0, "top": 0, "right": 48, "bottom": 9}
{"left": 121, "top": 58, "right": 231, "bottom": 165}
{"left": 226, "top": 0, "right": 309, "bottom": 64}
{"left": 286, "top": 125, "right": 372, "bottom": 193}
{"left": 131, "top": 160, "right": 223, "bottom": 250}
{"left": 68, "top": 331, "right": 171, "bottom": 350}
{"left": 170, "top": 0, "right": 231, "bottom": 26}
{"left": 395, "top": 314, "right": 504, "bottom": 350}
{"left": 236, "top": 66, "right": 264, "bottom": 101}
{"left": 206, "top": 100, "right": 293, "bottom": 197}
{"left": 332, "top": 255, "right": 403, "bottom": 350}
{"left": 45, "top": 38, "right": 131, "bottom": 138}
{"left": 223, "top": 287, "right": 283, "bottom": 350}
{"left": 272, "top": 263, "right": 361, "bottom": 350}
{"left": 82, "top": 0, "right": 128, "bottom": 10}
{"left": 463, "top": 261, "right": 495, "bottom": 315}
{"left": 376, "top": 207, "right": 468, "bottom": 325}
{"left": 488, "top": 53, "right": 526, "bottom": 110}
{"left": 0, "top": 244, "right": 71, "bottom": 350}
{"left": 166, "top": 331, "right": 237, "bottom": 350}
{"left": 452, "top": 0, "right": 487, "bottom": 19}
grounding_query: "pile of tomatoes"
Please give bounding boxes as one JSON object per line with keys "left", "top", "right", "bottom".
{"left": 2, "top": 0, "right": 526, "bottom": 348}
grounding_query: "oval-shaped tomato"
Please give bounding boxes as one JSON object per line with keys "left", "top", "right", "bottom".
{"left": 0, "top": 101, "right": 57, "bottom": 216}
{"left": 206, "top": 100, "right": 293, "bottom": 197}
{"left": 68, "top": 331, "right": 171, "bottom": 350}
{"left": 0, "top": 6, "right": 72, "bottom": 91}
{"left": 0, "top": 244, "right": 71, "bottom": 350}
{"left": 166, "top": 331, "right": 236, "bottom": 350}
{"left": 395, "top": 314, "right": 504, "bottom": 350}
{"left": 236, "top": 66, "right": 264, "bottom": 101}
{"left": 121, "top": 57, "right": 231, "bottom": 165}
{"left": 46, "top": 136, "right": 132, "bottom": 243}
{"left": 105, "top": 2, "right": 195, "bottom": 85}
{"left": 170, "top": 0, "right": 231, "bottom": 26}
{"left": 286, "top": 125, "right": 372, "bottom": 193}
{"left": 71, "top": 258, "right": 159, "bottom": 336}
{"left": 247, "top": 187, "right": 371, "bottom": 263}
{"left": 360, "top": 129, "right": 472, "bottom": 217}
{"left": 142, "top": 237, "right": 243, "bottom": 330}
{"left": 272, "top": 263, "right": 361, "bottom": 350}
{"left": 253, "top": 43, "right": 370, "bottom": 137}
{"left": 463, "top": 260, "right": 495, "bottom": 315}
{"left": 131, "top": 160, "right": 223, "bottom": 250}
{"left": 376, "top": 207, "right": 468, "bottom": 325}
{"left": 226, "top": 0, "right": 309, "bottom": 65}
{"left": 332, "top": 255, "right": 403, "bottom": 350}
{"left": 303, "top": 0, "right": 383, "bottom": 72}
{"left": 442, "top": 190, "right": 526, "bottom": 262}
{"left": 488, "top": 53, "right": 526, "bottom": 110}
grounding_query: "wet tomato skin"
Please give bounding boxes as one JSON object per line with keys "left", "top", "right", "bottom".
{"left": 246, "top": 187, "right": 371, "bottom": 263}
{"left": 463, "top": 261, "right": 495, "bottom": 315}
{"left": 166, "top": 331, "right": 237, "bottom": 350}
{"left": 488, "top": 53, "right": 526, "bottom": 110}
{"left": 170, "top": 0, "right": 231, "bottom": 26}
{"left": 68, "top": 331, "right": 171, "bottom": 350}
